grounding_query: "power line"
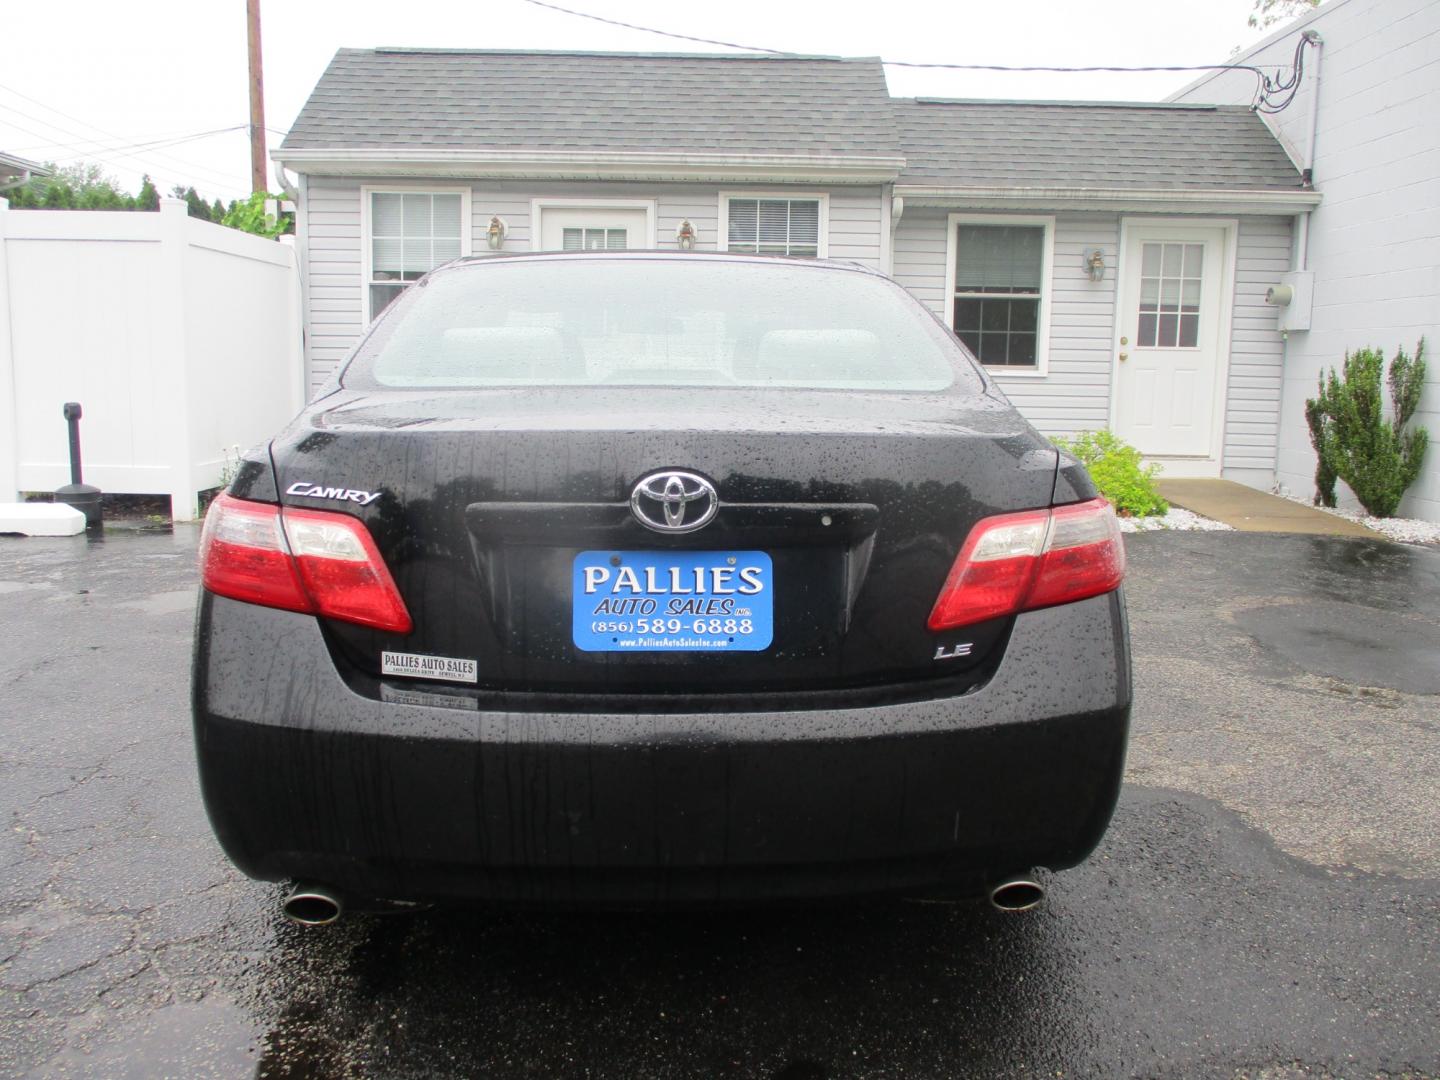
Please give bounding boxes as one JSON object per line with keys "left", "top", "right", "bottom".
{"left": 0, "top": 82, "right": 251, "bottom": 195}
{"left": 0, "top": 97, "right": 249, "bottom": 195}
{"left": 8, "top": 123, "right": 250, "bottom": 161}
{"left": 518, "top": 0, "right": 1311, "bottom": 111}
{"left": 12, "top": 125, "right": 228, "bottom": 154}
{"left": 522, "top": 0, "right": 785, "bottom": 53}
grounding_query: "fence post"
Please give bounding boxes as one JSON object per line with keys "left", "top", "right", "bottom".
{"left": 156, "top": 197, "right": 199, "bottom": 521}
{"left": 0, "top": 196, "right": 18, "bottom": 502}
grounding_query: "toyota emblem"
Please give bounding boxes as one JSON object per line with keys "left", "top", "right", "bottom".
{"left": 630, "top": 470, "right": 718, "bottom": 534}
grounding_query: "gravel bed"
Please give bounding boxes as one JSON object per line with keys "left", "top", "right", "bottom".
{"left": 1276, "top": 491, "right": 1440, "bottom": 545}
{"left": 1119, "top": 507, "right": 1234, "bottom": 533}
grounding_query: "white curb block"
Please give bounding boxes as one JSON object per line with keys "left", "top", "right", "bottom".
{"left": 0, "top": 503, "right": 87, "bottom": 536}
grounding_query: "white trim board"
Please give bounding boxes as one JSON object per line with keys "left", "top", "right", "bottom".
{"left": 529, "top": 198, "right": 658, "bottom": 252}
{"left": 895, "top": 185, "right": 1321, "bottom": 215}
{"left": 359, "top": 183, "right": 473, "bottom": 326}
{"left": 279, "top": 149, "right": 905, "bottom": 185}
{"left": 941, "top": 212, "right": 1056, "bottom": 379}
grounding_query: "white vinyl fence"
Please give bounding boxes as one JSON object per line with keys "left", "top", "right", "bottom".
{"left": 0, "top": 196, "right": 304, "bottom": 520}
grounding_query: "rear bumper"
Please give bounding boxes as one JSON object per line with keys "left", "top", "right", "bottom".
{"left": 192, "top": 591, "right": 1131, "bottom": 906}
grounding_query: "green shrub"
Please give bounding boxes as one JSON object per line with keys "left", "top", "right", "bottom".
{"left": 1305, "top": 338, "right": 1429, "bottom": 518}
{"left": 1053, "top": 430, "right": 1168, "bottom": 517}
{"left": 220, "top": 191, "right": 294, "bottom": 239}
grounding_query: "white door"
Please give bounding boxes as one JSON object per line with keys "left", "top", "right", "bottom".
{"left": 537, "top": 207, "right": 651, "bottom": 252}
{"left": 1113, "top": 223, "right": 1229, "bottom": 460}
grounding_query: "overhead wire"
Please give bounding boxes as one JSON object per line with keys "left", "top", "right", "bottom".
{"left": 7, "top": 122, "right": 250, "bottom": 161}
{"left": 0, "top": 82, "right": 252, "bottom": 196}
{"left": 519, "top": 0, "right": 1316, "bottom": 113}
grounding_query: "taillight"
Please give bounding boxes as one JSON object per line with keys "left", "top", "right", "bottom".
{"left": 199, "top": 493, "right": 412, "bottom": 633}
{"left": 927, "top": 497, "right": 1125, "bottom": 631}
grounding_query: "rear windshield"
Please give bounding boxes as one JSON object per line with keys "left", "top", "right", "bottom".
{"left": 345, "top": 259, "right": 980, "bottom": 393}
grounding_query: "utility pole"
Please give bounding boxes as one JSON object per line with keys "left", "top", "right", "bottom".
{"left": 246, "top": 0, "right": 267, "bottom": 194}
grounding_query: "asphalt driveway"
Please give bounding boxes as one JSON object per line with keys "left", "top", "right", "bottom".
{"left": 1, "top": 526, "right": 1437, "bottom": 1079}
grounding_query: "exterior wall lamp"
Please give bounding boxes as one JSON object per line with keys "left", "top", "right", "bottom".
{"left": 1083, "top": 248, "right": 1106, "bottom": 283}
{"left": 486, "top": 215, "right": 508, "bottom": 250}
{"left": 675, "top": 219, "right": 697, "bottom": 251}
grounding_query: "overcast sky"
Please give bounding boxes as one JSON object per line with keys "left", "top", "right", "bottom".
{"left": 1, "top": 0, "right": 1293, "bottom": 203}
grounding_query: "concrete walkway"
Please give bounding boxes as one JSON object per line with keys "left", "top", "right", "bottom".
{"left": 1155, "top": 478, "right": 1382, "bottom": 537}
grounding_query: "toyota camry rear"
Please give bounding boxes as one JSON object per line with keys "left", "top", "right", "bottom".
{"left": 191, "top": 252, "right": 1131, "bottom": 916}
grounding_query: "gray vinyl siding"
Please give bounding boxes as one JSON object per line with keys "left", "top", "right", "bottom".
{"left": 893, "top": 209, "right": 1118, "bottom": 437}
{"left": 1224, "top": 216, "right": 1291, "bottom": 480}
{"left": 894, "top": 207, "right": 1291, "bottom": 475}
{"left": 302, "top": 176, "right": 365, "bottom": 395}
{"left": 299, "top": 180, "right": 885, "bottom": 393}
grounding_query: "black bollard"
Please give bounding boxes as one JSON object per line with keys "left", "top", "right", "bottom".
{"left": 55, "top": 402, "right": 103, "bottom": 528}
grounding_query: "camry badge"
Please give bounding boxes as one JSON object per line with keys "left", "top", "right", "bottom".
{"left": 630, "top": 470, "right": 718, "bottom": 534}
{"left": 285, "top": 481, "right": 382, "bottom": 506}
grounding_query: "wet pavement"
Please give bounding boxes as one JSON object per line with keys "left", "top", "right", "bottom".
{"left": 1, "top": 526, "right": 1437, "bottom": 1079}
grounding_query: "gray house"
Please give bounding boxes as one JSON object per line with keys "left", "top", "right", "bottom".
{"left": 276, "top": 49, "right": 1320, "bottom": 489}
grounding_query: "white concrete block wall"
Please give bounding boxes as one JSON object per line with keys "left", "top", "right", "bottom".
{"left": 298, "top": 180, "right": 886, "bottom": 393}
{"left": 1173, "top": 0, "right": 1440, "bottom": 519}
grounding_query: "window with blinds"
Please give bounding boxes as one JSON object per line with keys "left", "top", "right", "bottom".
{"left": 726, "top": 198, "right": 821, "bottom": 257}
{"left": 369, "top": 191, "right": 464, "bottom": 318}
{"left": 951, "top": 223, "right": 1048, "bottom": 370}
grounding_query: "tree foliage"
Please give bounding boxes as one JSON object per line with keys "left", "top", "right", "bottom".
{"left": 4, "top": 161, "right": 289, "bottom": 239}
{"left": 8, "top": 162, "right": 134, "bottom": 210}
{"left": 135, "top": 174, "right": 160, "bottom": 211}
{"left": 1249, "top": 0, "right": 1320, "bottom": 30}
{"left": 1306, "top": 339, "right": 1430, "bottom": 517}
{"left": 220, "top": 191, "right": 293, "bottom": 239}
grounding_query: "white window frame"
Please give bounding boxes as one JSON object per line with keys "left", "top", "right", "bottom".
{"left": 360, "top": 184, "right": 473, "bottom": 325}
{"left": 943, "top": 213, "right": 1055, "bottom": 378}
{"left": 529, "top": 198, "right": 658, "bottom": 251}
{"left": 718, "top": 191, "right": 830, "bottom": 258}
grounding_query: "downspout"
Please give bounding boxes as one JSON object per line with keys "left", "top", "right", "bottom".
{"left": 1300, "top": 29, "right": 1323, "bottom": 191}
{"left": 273, "top": 162, "right": 300, "bottom": 204}
{"left": 1294, "top": 29, "right": 1323, "bottom": 273}
{"left": 274, "top": 162, "right": 308, "bottom": 403}
{"left": 889, "top": 194, "right": 905, "bottom": 275}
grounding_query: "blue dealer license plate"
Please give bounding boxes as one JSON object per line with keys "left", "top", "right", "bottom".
{"left": 572, "top": 550, "right": 774, "bottom": 652}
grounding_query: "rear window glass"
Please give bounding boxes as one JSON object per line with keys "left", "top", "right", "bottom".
{"left": 345, "top": 259, "right": 979, "bottom": 393}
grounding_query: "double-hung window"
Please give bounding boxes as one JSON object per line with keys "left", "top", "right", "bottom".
{"left": 949, "top": 218, "right": 1053, "bottom": 372}
{"left": 366, "top": 189, "right": 469, "bottom": 319}
{"left": 723, "top": 196, "right": 825, "bottom": 258}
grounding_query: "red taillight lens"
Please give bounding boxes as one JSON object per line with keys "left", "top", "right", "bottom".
{"left": 199, "top": 495, "right": 312, "bottom": 615}
{"left": 927, "top": 498, "right": 1125, "bottom": 631}
{"left": 199, "top": 494, "right": 413, "bottom": 634}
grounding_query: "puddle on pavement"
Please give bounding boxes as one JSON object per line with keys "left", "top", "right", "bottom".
{"left": 1235, "top": 599, "right": 1440, "bottom": 695}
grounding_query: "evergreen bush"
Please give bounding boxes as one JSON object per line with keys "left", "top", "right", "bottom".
{"left": 1305, "top": 339, "right": 1429, "bottom": 518}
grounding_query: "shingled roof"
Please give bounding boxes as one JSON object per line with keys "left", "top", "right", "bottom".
{"left": 893, "top": 98, "right": 1304, "bottom": 191}
{"left": 279, "top": 50, "right": 1307, "bottom": 197}
{"left": 282, "top": 49, "right": 900, "bottom": 158}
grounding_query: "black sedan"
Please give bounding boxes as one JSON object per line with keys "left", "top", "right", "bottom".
{"left": 191, "top": 252, "right": 1130, "bottom": 923}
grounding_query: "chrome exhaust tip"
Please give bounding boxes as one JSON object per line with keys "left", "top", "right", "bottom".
{"left": 282, "top": 884, "right": 343, "bottom": 926}
{"left": 988, "top": 877, "right": 1045, "bottom": 912}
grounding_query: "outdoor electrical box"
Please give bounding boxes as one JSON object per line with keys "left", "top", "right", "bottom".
{"left": 1270, "top": 270, "right": 1315, "bottom": 333}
